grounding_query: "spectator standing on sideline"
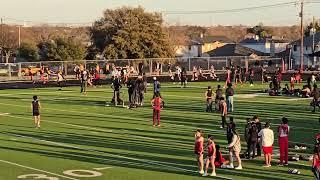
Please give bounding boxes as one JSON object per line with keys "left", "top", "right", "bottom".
{"left": 278, "top": 117, "right": 289, "bottom": 166}
{"left": 226, "top": 83, "right": 234, "bottom": 112}
{"left": 258, "top": 122, "right": 274, "bottom": 167}
{"left": 80, "top": 70, "right": 88, "bottom": 94}
{"left": 138, "top": 62, "right": 143, "bottom": 76}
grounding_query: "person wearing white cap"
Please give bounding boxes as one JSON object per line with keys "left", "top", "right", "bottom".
{"left": 153, "top": 77, "right": 161, "bottom": 98}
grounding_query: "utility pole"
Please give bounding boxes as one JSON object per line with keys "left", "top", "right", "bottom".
{"left": 299, "top": 0, "right": 304, "bottom": 70}
{"left": 312, "top": 16, "right": 316, "bottom": 66}
{"left": 1, "top": 18, "right": 3, "bottom": 63}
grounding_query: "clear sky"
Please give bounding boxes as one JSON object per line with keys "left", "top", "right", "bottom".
{"left": 0, "top": 0, "right": 319, "bottom": 26}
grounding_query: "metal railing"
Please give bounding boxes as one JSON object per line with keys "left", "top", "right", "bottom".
{"left": 0, "top": 56, "right": 282, "bottom": 80}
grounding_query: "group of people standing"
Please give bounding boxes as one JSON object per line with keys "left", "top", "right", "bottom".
{"left": 194, "top": 116, "right": 291, "bottom": 176}
{"left": 205, "top": 83, "right": 234, "bottom": 128}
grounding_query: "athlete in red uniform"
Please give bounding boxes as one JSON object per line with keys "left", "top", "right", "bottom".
{"left": 194, "top": 129, "right": 204, "bottom": 174}
{"left": 203, "top": 135, "right": 216, "bottom": 177}
{"left": 151, "top": 93, "right": 164, "bottom": 127}
{"left": 278, "top": 117, "right": 289, "bottom": 166}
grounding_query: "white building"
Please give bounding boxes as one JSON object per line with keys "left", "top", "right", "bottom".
{"left": 240, "top": 36, "right": 289, "bottom": 56}
{"left": 290, "top": 32, "right": 320, "bottom": 67}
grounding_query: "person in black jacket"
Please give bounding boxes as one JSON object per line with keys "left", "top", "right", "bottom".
{"left": 248, "top": 121, "right": 259, "bottom": 159}
{"left": 111, "top": 76, "right": 122, "bottom": 106}
{"left": 244, "top": 118, "right": 252, "bottom": 158}
{"left": 254, "top": 115, "right": 262, "bottom": 157}
{"left": 127, "top": 78, "right": 134, "bottom": 104}
{"left": 226, "top": 117, "right": 236, "bottom": 144}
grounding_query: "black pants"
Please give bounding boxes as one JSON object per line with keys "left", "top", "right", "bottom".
{"left": 249, "top": 76, "right": 253, "bottom": 85}
{"left": 221, "top": 115, "right": 227, "bottom": 128}
{"left": 256, "top": 141, "right": 261, "bottom": 156}
{"left": 112, "top": 90, "right": 122, "bottom": 105}
{"left": 248, "top": 141, "right": 257, "bottom": 158}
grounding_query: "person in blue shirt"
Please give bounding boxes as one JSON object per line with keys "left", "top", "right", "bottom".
{"left": 153, "top": 77, "right": 161, "bottom": 98}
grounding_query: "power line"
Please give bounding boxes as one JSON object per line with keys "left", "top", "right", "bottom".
{"left": 162, "top": 1, "right": 298, "bottom": 15}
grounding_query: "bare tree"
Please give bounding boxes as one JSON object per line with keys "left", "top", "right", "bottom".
{"left": 0, "top": 26, "right": 19, "bottom": 63}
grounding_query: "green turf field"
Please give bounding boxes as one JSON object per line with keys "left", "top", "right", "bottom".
{"left": 0, "top": 82, "right": 317, "bottom": 180}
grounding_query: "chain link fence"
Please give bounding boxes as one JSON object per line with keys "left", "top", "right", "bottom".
{"left": 0, "top": 56, "right": 282, "bottom": 81}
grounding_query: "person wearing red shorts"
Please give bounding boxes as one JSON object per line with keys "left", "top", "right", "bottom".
{"left": 151, "top": 93, "right": 164, "bottom": 127}
{"left": 278, "top": 117, "right": 289, "bottom": 166}
{"left": 203, "top": 135, "right": 216, "bottom": 177}
{"left": 258, "top": 122, "right": 274, "bottom": 167}
{"left": 194, "top": 129, "right": 204, "bottom": 175}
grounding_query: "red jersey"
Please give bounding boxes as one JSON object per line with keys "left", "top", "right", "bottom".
{"left": 314, "top": 155, "right": 320, "bottom": 168}
{"left": 153, "top": 97, "right": 162, "bottom": 111}
{"left": 194, "top": 138, "right": 203, "bottom": 154}
{"left": 207, "top": 143, "right": 214, "bottom": 157}
{"left": 278, "top": 124, "right": 289, "bottom": 138}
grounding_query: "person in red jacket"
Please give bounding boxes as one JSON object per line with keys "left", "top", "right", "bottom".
{"left": 278, "top": 117, "right": 289, "bottom": 166}
{"left": 151, "top": 93, "right": 164, "bottom": 127}
{"left": 203, "top": 135, "right": 216, "bottom": 177}
{"left": 313, "top": 134, "right": 320, "bottom": 180}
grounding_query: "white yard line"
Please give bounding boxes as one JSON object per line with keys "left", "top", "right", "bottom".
{"left": 0, "top": 159, "right": 79, "bottom": 180}
{"left": 7, "top": 132, "right": 232, "bottom": 180}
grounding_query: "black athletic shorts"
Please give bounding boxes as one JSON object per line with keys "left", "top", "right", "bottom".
{"left": 33, "top": 111, "right": 40, "bottom": 116}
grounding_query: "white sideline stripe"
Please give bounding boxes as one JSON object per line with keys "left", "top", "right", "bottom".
{"left": 0, "top": 159, "right": 79, "bottom": 180}
{"left": 93, "top": 167, "right": 113, "bottom": 171}
{"left": 0, "top": 113, "right": 10, "bottom": 116}
{"left": 8, "top": 133, "right": 232, "bottom": 180}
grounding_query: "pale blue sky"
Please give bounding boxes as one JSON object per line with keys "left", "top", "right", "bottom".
{"left": 0, "top": 0, "right": 319, "bottom": 26}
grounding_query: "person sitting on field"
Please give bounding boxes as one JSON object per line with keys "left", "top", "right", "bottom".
{"left": 301, "top": 85, "right": 311, "bottom": 98}
{"left": 214, "top": 145, "right": 227, "bottom": 168}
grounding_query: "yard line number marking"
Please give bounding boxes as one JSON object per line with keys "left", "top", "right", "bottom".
{"left": 18, "top": 167, "right": 112, "bottom": 179}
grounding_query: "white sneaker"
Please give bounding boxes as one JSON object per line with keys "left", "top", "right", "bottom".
{"left": 210, "top": 172, "right": 216, "bottom": 177}
{"left": 220, "top": 126, "right": 223, "bottom": 129}
{"left": 227, "top": 164, "right": 234, "bottom": 169}
{"left": 202, "top": 173, "right": 207, "bottom": 176}
{"left": 199, "top": 170, "right": 204, "bottom": 174}
{"left": 235, "top": 166, "right": 243, "bottom": 170}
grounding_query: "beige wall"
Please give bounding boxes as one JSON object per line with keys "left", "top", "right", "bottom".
{"left": 201, "top": 42, "right": 226, "bottom": 53}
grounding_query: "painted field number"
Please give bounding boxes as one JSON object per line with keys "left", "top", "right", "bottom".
{"left": 18, "top": 168, "right": 109, "bottom": 179}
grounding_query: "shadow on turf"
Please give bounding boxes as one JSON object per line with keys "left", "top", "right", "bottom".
{"left": 1, "top": 129, "right": 315, "bottom": 180}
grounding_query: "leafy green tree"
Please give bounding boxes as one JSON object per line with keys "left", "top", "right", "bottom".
{"left": 305, "top": 22, "right": 320, "bottom": 37}
{"left": 90, "top": 6, "right": 174, "bottom": 59}
{"left": 18, "top": 43, "right": 39, "bottom": 61}
{"left": 38, "top": 37, "right": 86, "bottom": 61}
